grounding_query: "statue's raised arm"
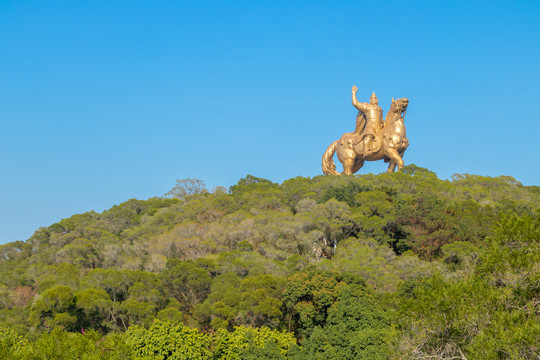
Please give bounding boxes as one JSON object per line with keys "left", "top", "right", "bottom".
{"left": 351, "top": 85, "right": 367, "bottom": 111}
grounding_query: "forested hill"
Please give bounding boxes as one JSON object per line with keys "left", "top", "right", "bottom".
{"left": 1, "top": 165, "right": 539, "bottom": 359}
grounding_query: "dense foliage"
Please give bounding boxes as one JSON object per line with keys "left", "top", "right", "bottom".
{"left": 0, "top": 166, "right": 538, "bottom": 359}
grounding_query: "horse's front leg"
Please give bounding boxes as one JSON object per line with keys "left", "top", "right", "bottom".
{"left": 385, "top": 148, "right": 404, "bottom": 171}
{"left": 352, "top": 158, "right": 364, "bottom": 174}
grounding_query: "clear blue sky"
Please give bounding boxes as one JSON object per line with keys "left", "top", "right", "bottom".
{"left": 1, "top": 0, "right": 539, "bottom": 244}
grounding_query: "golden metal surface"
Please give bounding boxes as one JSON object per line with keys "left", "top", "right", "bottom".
{"left": 322, "top": 86, "right": 409, "bottom": 175}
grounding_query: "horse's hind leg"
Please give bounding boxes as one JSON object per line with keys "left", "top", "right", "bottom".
{"left": 337, "top": 142, "right": 357, "bottom": 175}
{"left": 341, "top": 158, "right": 356, "bottom": 175}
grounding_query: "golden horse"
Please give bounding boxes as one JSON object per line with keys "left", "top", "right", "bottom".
{"left": 322, "top": 97, "right": 409, "bottom": 175}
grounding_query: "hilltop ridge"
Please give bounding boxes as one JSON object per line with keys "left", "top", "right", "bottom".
{"left": 0, "top": 165, "right": 538, "bottom": 359}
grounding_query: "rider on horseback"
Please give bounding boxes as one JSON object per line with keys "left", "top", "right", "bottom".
{"left": 351, "top": 86, "right": 383, "bottom": 157}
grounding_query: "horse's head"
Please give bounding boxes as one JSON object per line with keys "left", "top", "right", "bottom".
{"left": 390, "top": 97, "right": 409, "bottom": 116}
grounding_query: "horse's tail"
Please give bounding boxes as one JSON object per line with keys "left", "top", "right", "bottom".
{"left": 322, "top": 140, "right": 340, "bottom": 175}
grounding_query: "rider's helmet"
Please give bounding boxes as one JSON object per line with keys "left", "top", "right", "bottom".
{"left": 370, "top": 92, "right": 378, "bottom": 105}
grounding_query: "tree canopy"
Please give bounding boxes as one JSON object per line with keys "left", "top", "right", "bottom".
{"left": 0, "top": 166, "right": 538, "bottom": 359}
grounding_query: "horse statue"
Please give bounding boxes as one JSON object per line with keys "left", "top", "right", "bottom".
{"left": 322, "top": 96, "right": 409, "bottom": 175}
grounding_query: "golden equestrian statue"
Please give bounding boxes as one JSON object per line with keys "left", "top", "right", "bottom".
{"left": 322, "top": 86, "right": 409, "bottom": 175}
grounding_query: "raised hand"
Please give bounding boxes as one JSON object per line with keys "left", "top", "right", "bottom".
{"left": 352, "top": 85, "right": 358, "bottom": 93}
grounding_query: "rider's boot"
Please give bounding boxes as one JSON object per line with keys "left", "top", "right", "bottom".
{"left": 363, "top": 135, "right": 374, "bottom": 157}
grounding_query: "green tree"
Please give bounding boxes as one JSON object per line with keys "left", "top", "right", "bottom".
{"left": 289, "top": 277, "right": 393, "bottom": 360}
{"left": 75, "top": 288, "right": 113, "bottom": 331}
{"left": 127, "top": 320, "right": 211, "bottom": 360}
{"left": 282, "top": 268, "right": 341, "bottom": 336}
{"left": 30, "top": 285, "right": 78, "bottom": 331}
{"left": 194, "top": 273, "right": 284, "bottom": 331}
{"left": 213, "top": 326, "right": 296, "bottom": 360}
{"left": 0, "top": 328, "right": 29, "bottom": 358}
{"left": 160, "top": 260, "right": 212, "bottom": 310}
